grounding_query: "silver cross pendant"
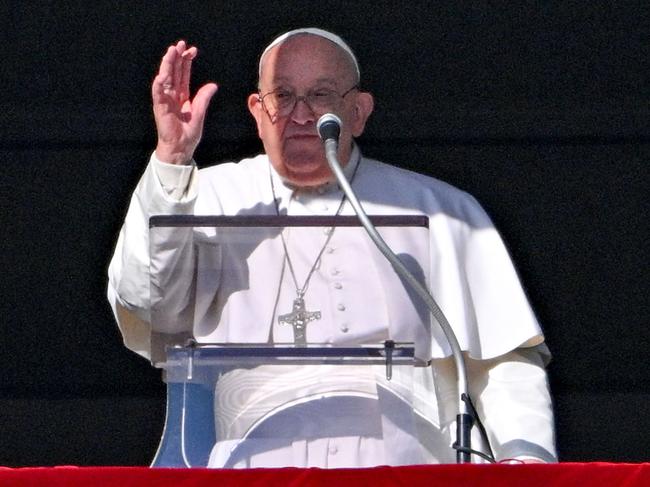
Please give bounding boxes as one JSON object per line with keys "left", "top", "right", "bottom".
{"left": 278, "top": 297, "right": 321, "bottom": 345}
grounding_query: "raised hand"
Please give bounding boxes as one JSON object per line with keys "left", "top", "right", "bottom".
{"left": 152, "top": 40, "right": 218, "bottom": 165}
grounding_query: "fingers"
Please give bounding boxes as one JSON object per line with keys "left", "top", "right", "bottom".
{"left": 172, "top": 41, "right": 185, "bottom": 94}
{"left": 153, "top": 40, "right": 198, "bottom": 99}
{"left": 156, "top": 45, "right": 178, "bottom": 93}
{"left": 179, "top": 46, "right": 197, "bottom": 101}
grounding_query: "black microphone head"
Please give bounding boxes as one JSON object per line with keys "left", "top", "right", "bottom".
{"left": 317, "top": 113, "right": 342, "bottom": 142}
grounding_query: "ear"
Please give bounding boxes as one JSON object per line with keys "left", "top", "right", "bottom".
{"left": 350, "top": 92, "right": 374, "bottom": 137}
{"left": 247, "top": 93, "right": 264, "bottom": 137}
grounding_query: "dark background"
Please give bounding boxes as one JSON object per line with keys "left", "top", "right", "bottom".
{"left": 1, "top": 1, "right": 647, "bottom": 466}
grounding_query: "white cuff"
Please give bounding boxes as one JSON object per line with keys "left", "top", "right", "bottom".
{"left": 152, "top": 153, "right": 196, "bottom": 200}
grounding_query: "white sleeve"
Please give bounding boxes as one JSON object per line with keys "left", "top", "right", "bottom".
{"left": 467, "top": 347, "right": 558, "bottom": 463}
{"left": 107, "top": 153, "right": 199, "bottom": 360}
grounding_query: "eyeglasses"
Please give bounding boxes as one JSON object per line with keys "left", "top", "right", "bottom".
{"left": 259, "top": 85, "right": 359, "bottom": 120}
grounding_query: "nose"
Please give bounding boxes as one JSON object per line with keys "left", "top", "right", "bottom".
{"left": 290, "top": 96, "right": 316, "bottom": 125}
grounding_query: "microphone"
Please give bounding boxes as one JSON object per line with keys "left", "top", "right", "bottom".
{"left": 317, "top": 113, "right": 342, "bottom": 142}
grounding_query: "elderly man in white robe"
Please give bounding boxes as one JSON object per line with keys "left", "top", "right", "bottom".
{"left": 108, "top": 28, "right": 557, "bottom": 467}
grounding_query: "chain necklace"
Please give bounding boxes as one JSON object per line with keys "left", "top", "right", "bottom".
{"left": 269, "top": 159, "right": 360, "bottom": 345}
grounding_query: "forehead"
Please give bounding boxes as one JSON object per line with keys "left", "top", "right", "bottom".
{"left": 259, "top": 35, "right": 356, "bottom": 87}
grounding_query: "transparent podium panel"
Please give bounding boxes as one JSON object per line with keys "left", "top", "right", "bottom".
{"left": 152, "top": 343, "right": 433, "bottom": 468}
{"left": 148, "top": 215, "right": 432, "bottom": 357}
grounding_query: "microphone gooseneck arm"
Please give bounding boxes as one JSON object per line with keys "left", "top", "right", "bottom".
{"left": 318, "top": 114, "right": 473, "bottom": 463}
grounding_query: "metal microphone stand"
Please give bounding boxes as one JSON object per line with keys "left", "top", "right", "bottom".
{"left": 319, "top": 117, "right": 473, "bottom": 463}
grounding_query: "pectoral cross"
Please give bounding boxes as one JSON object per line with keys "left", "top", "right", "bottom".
{"left": 278, "top": 297, "right": 321, "bottom": 345}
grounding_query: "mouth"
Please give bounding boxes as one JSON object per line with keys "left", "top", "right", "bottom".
{"left": 286, "top": 134, "right": 319, "bottom": 141}
{"left": 285, "top": 128, "right": 319, "bottom": 139}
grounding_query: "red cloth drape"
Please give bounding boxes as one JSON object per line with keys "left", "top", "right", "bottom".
{"left": 1, "top": 463, "right": 649, "bottom": 487}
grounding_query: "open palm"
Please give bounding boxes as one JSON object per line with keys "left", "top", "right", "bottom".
{"left": 152, "top": 40, "right": 218, "bottom": 165}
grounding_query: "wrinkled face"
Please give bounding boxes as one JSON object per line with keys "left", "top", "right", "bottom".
{"left": 248, "top": 35, "right": 373, "bottom": 187}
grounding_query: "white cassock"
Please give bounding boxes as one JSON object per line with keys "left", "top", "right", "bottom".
{"left": 108, "top": 145, "right": 557, "bottom": 466}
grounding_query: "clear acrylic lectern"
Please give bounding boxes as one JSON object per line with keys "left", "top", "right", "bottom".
{"left": 148, "top": 215, "right": 444, "bottom": 468}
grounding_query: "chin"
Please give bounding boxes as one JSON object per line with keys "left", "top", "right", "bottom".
{"left": 281, "top": 155, "right": 332, "bottom": 186}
